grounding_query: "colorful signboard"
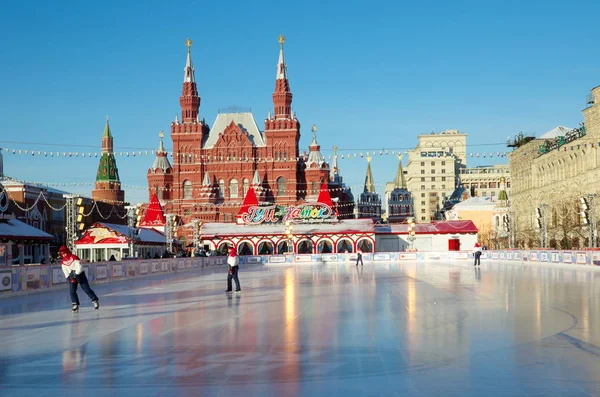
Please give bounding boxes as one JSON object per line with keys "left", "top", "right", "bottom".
{"left": 240, "top": 204, "right": 334, "bottom": 225}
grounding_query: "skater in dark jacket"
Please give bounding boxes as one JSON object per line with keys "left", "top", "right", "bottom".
{"left": 226, "top": 247, "right": 241, "bottom": 293}
{"left": 59, "top": 246, "right": 99, "bottom": 312}
{"left": 356, "top": 248, "right": 363, "bottom": 266}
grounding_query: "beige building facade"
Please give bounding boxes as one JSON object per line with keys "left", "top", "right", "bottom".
{"left": 460, "top": 164, "right": 511, "bottom": 201}
{"left": 406, "top": 130, "right": 467, "bottom": 222}
{"left": 508, "top": 85, "right": 600, "bottom": 249}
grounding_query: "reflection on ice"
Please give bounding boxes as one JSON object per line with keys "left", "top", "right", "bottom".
{"left": 1, "top": 260, "right": 600, "bottom": 396}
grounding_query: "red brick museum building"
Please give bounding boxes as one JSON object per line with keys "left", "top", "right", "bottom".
{"left": 146, "top": 36, "right": 354, "bottom": 224}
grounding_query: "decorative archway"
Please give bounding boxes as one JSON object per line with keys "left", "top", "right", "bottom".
{"left": 336, "top": 238, "right": 353, "bottom": 253}
{"left": 257, "top": 240, "right": 274, "bottom": 255}
{"left": 356, "top": 237, "right": 374, "bottom": 253}
{"left": 316, "top": 238, "right": 333, "bottom": 254}
{"left": 217, "top": 241, "right": 233, "bottom": 255}
{"left": 237, "top": 240, "right": 254, "bottom": 256}
{"left": 276, "top": 239, "right": 293, "bottom": 254}
{"left": 297, "top": 239, "right": 314, "bottom": 254}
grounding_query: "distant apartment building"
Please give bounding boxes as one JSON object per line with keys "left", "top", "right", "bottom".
{"left": 459, "top": 164, "right": 511, "bottom": 202}
{"left": 406, "top": 130, "right": 467, "bottom": 222}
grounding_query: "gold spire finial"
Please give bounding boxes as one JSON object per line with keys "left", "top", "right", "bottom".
{"left": 398, "top": 154, "right": 402, "bottom": 160}
{"left": 311, "top": 124, "right": 317, "bottom": 133}
{"left": 278, "top": 34, "right": 285, "bottom": 48}
{"left": 185, "top": 38, "right": 192, "bottom": 50}
{"left": 333, "top": 145, "right": 338, "bottom": 156}
{"left": 367, "top": 154, "right": 372, "bottom": 163}
{"left": 159, "top": 130, "right": 164, "bottom": 139}
{"left": 106, "top": 115, "right": 109, "bottom": 122}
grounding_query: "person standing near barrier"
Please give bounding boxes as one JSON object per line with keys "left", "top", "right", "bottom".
{"left": 59, "top": 245, "right": 99, "bottom": 312}
{"left": 356, "top": 248, "right": 363, "bottom": 266}
{"left": 226, "top": 246, "right": 241, "bottom": 293}
{"left": 473, "top": 243, "right": 482, "bottom": 267}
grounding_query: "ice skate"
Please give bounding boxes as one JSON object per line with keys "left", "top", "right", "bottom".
{"left": 72, "top": 304, "right": 79, "bottom": 313}
{"left": 93, "top": 300, "right": 99, "bottom": 310}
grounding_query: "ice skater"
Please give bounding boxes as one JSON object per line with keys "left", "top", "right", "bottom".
{"left": 59, "top": 245, "right": 99, "bottom": 312}
{"left": 226, "top": 246, "right": 241, "bottom": 293}
{"left": 473, "top": 242, "right": 482, "bottom": 267}
{"left": 356, "top": 248, "right": 363, "bottom": 266}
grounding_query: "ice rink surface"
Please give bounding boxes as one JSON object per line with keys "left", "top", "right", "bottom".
{"left": 1, "top": 260, "right": 600, "bottom": 396}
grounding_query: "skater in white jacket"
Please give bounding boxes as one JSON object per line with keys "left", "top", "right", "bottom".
{"left": 472, "top": 243, "right": 482, "bottom": 267}
{"left": 226, "top": 246, "right": 241, "bottom": 293}
{"left": 59, "top": 245, "right": 99, "bottom": 312}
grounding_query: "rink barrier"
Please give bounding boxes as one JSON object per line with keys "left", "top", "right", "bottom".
{"left": 0, "top": 256, "right": 227, "bottom": 297}
{"left": 2, "top": 250, "right": 598, "bottom": 296}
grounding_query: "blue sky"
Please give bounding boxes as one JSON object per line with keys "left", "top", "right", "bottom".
{"left": 1, "top": 0, "right": 599, "bottom": 204}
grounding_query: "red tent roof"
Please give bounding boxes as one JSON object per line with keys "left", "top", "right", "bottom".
{"left": 139, "top": 193, "right": 165, "bottom": 226}
{"left": 237, "top": 185, "right": 259, "bottom": 217}
{"left": 375, "top": 220, "right": 478, "bottom": 234}
{"left": 316, "top": 182, "right": 334, "bottom": 208}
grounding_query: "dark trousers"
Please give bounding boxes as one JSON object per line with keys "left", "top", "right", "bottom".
{"left": 474, "top": 252, "right": 481, "bottom": 266}
{"left": 227, "top": 266, "right": 241, "bottom": 291}
{"left": 356, "top": 253, "right": 363, "bottom": 266}
{"left": 69, "top": 272, "right": 98, "bottom": 305}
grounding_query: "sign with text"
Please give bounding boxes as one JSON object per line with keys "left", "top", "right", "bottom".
{"left": 0, "top": 271, "right": 11, "bottom": 292}
{"left": 245, "top": 256, "right": 262, "bottom": 264}
{"left": 576, "top": 252, "right": 587, "bottom": 265}
{"left": 52, "top": 267, "right": 66, "bottom": 284}
{"left": 373, "top": 253, "right": 391, "bottom": 261}
{"left": 96, "top": 265, "right": 108, "bottom": 280}
{"left": 112, "top": 264, "right": 123, "bottom": 278}
{"left": 530, "top": 252, "right": 539, "bottom": 262}
{"left": 140, "top": 262, "right": 149, "bottom": 274}
{"left": 321, "top": 254, "right": 338, "bottom": 262}
{"left": 295, "top": 255, "right": 312, "bottom": 263}
{"left": 240, "top": 203, "right": 334, "bottom": 225}
{"left": 269, "top": 256, "right": 286, "bottom": 263}
{"left": 399, "top": 253, "right": 417, "bottom": 260}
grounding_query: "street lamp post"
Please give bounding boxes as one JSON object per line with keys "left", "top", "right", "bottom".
{"left": 285, "top": 221, "right": 294, "bottom": 254}
{"left": 407, "top": 218, "right": 416, "bottom": 250}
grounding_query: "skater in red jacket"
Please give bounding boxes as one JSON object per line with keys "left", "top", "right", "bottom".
{"left": 226, "top": 246, "right": 241, "bottom": 293}
{"left": 59, "top": 245, "right": 99, "bottom": 312}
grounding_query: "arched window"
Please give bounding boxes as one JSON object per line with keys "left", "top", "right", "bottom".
{"left": 243, "top": 152, "right": 248, "bottom": 161}
{"left": 337, "top": 239, "right": 353, "bottom": 253}
{"left": 219, "top": 179, "right": 225, "bottom": 198}
{"left": 243, "top": 178, "right": 249, "bottom": 196}
{"left": 258, "top": 241, "right": 274, "bottom": 255}
{"left": 156, "top": 186, "right": 162, "bottom": 200}
{"left": 277, "top": 177, "right": 286, "bottom": 196}
{"left": 230, "top": 179, "right": 239, "bottom": 198}
{"left": 277, "top": 240, "right": 292, "bottom": 254}
{"left": 297, "top": 239, "right": 313, "bottom": 254}
{"left": 317, "top": 240, "right": 333, "bottom": 254}
{"left": 283, "top": 152, "right": 288, "bottom": 161}
{"left": 237, "top": 241, "right": 253, "bottom": 256}
{"left": 183, "top": 180, "right": 192, "bottom": 199}
{"left": 311, "top": 181, "right": 318, "bottom": 195}
{"left": 357, "top": 238, "right": 373, "bottom": 253}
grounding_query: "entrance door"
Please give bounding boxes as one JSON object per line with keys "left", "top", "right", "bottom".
{"left": 448, "top": 238, "right": 460, "bottom": 251}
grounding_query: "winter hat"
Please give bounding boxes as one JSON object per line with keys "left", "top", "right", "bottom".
{"left": 58, "top": 245, "right": 71, "bottom": 254}
{"left": 474, "top": 243, "right": 480, "bottom": 247}
{"left": 229, "top": 247, "right": 237, "bottom": 256}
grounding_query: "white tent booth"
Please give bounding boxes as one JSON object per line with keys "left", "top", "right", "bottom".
{"left": 74, "top": 223, "right": 169, "bottom": 261}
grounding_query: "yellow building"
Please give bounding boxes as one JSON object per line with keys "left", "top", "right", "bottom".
{"left": 508, "top": 85, "right": 600, "bottom": 249}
